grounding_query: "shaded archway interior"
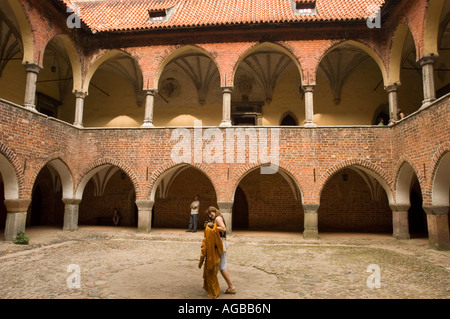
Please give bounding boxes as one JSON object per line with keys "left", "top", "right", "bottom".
{"left": 319, "top": 167, "right": 392, "bottom": 233}
{"left": 79, "top": 166, "right": 137, "bottom": 227}
{"left": 152, "top": 165, "right": 218, "bottom": 229}
{"left": 233, "top": 167, "right": 303, "bottom": 232}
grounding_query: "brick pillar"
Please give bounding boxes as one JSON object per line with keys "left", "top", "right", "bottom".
{"left": 3, "top": 199, "right": 31, "bottom": 241}
{"left": 303, "top": 203, "right": 319, "bottom": 239}
{"left": 73, "top": 92, "right": 87, "bottom": 128}
{"left": 142, "top": 90, "right": 155, "bottom": 127}
{"left": 219, "top": 87, "right": 233, "bottom": 127}
{"left": 63, "top": 198, "right": 81, "bottom": 231}
{"left": 218, "top": 201, "right": 233, "bottom": 236}
{"left": 23, "top": 63, "right": 41, "bottom": 110}
{"left": 385, "top": 84, "right": 400, "bottom": 125}
{"left": 390, "top": 204, "right": 410, "bottom": 239}
{"left": 136, "top": 200, "right": 154, "bottom": 233}
{"left": 419, "top": 55, "right": 437, "bottom": 108}
{"left": 303, "top": 86, "right": 317, "bottom": 128}
{"left": 423, "top": 206, "right": 450, "bottom": 250}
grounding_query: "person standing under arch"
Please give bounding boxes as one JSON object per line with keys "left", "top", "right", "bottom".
{"left": 186, "top": 194, "right": 200, "bottom": 232}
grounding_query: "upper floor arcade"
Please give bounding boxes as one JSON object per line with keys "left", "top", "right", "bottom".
{"left": 0, "top": 0, "right": 449, "bottom": 129}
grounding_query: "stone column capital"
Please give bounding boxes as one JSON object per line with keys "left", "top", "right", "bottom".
{"left": 385, "top": 83, "right": 401, "bottom": 93}
{"left": 4, "top": 199, "right": 31, "bottom": 212}
{"left": 221, "top": 86, "right": 234, "bottom": 94}
{"left": 423, "top": 206, "right": 449, "bottom": 216}
{"left": 302, "top": 203, "right": 320, "bottom": 212}
{"left": 144, "top": 89, "right": 156, "bottom": 96}
{"left": 419, "top": 55, "right": 438, "bottom": 67}
{"left": 74, "top": 91, "right": 88, "bottom": 99}
{"left": 136, "top": 200, "right": 155, "bottom": 210}
{"left": 62, "top": 198, "right": 82, "bottom": 205}
{"left": 389, "top": 204, "right": 410, "bottom": 212}
{"left": 23, "top": 62, "right": 42, "bottom": 74}
{"left": 302, "top": 85, "right": 315, "bottom": 93}
{"left": 217, "top": 201, "right": 234, "bottom": 211}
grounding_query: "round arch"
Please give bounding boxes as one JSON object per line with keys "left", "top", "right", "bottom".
{"left": 7, "top": 0, "right": 33, "bottom": 64}
{"left": 154, "top": 45, "right": 221, "bottom": 92}
{"left": 318, "top": 164, "right": 393, "bottom": 233}
{"left": 424, "top": 0, "right": 446, "bottom": 56}
{"left": 149, "top": 163, "right": 218, "bottom": 202}
{"left": 318, "top": 160, "right": 393, "bottom": 205}
{"left": 431, "top": 151, "right": 450, "bottom": 207}
{"left": 75, "top": 159, "right": 139, "bottom": 200}
{"left": 231, "top": 163, "right": 304, "bottom": 231}
{"left": 395, "top": 161, "right": 422, "bottom": 206}
{"left": 82, "top": 49, "right": 143, "bottom": 94}
{"left": 389, "top": 24, "right": 415, "bottom": 86}
{"left": 0, "top": 152, "right": 19, "bottom": 200}
{"left": 42, "top": 34, "right": 83, "bottom": 93}
{"left": 231, "top": 42, "right": 303, "bottom": 87}
{"left": 231, "top": 164, "right": 303, "bottom": 203}
{"left": 317, "top": 40, "right": 389, "bottom": 87}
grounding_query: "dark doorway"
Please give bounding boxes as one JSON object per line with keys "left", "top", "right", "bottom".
{"left": 408, "top": 180, "right": 428, "bottom": 238}
{"left": 280, "top": 114, "right": 298, "bottom": 126}
{"left": 31, "top": 186, "right": 42, "bottom": 226}
{"left": 0, "top": 181, "right": 6, "bottom": 230}
{"left": 232, "top": 186, "right": 249, "bottom": 230}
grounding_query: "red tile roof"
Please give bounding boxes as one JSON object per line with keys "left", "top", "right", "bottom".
{"left": 61, "top": 0, "right": 386, "bottom": 33}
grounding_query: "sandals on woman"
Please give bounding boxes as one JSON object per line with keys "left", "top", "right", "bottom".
{"left": 224, "top": 288, "right": 236, "bottom": 294}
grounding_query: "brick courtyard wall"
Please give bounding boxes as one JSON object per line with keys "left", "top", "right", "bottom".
{"left": 391, "top": 94, "right": 450, "bottom": 205}
{"left": 0, "top": 93, "right": 449, "bottom": 231}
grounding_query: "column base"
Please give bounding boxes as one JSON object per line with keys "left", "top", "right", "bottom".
{"left": 136, "top": 200, "right": 154, "bottom": 233}
{"left": 302, "top": 203, "right": 319, "bottom": 240}
{"left": 420, "top": 99, "right": 436, "bottom": 109}
{"left": 3, "top": 199, "right": 31, "bottom": 241}
{"left": 219, "top": 121, "right": 232, "bottom": 128}
{"left": 63, "top": 199, "right": 81, "bottom": 231}
{"left": 73, "top": 122, "right": 84, "bottom": 128}
{"left": 303, "top": 229, "right": 319, "bottom": 240}
{"left": 423, "top": 206, "right": 450, "bottom": 251}
{"left": 24, "top": 104, "right": 38, "bottom": 112}
{"left": 304, "top": 122, "right": 317, "bottom": 128}
{"left": 141, "top": 122, "right": 155, "bottom": 128}
{"left": 391, "top": 206, "right": 410, "bottom": 240}
{"left": 217, "top": 201, "right": 233, "bottom": 236}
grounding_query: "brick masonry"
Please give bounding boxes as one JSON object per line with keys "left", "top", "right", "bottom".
{"left": 0, "top": 94, "right": 448, "bottom": 231}
{"left": 1, "top": 0, "right": 449, "bottom": 235}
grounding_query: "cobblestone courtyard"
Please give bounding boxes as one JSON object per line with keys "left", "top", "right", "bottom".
{"left": 0, "top": 226, "right": 448, "bottom": 299}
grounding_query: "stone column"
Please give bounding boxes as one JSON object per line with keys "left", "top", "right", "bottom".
{"left": 73, "top": 92, "right": 87, "bottom": 128}
{"left": 23, "top": 63, "right": 41, "bottom": 110}
{"left": 219, "top": 87, "right": 233, "bottom": 128}
{"left": 419, "top": 55, "right": 437, "bottom": 108}
{"left": 136, "top": 200, "right": 154, "bottom": 233}
{"left": 303, "top": 203, "right": 319, "bottom": 239}
{"left": 3, "top": 199, "right": 31, "bottom": 241}
{"left": 385, "top": 84, "right": 400, "bottom": 125}
{"left": 63, "top": 199, "right": 81, "bottom": 231}
{"left": 423, "top": 206, "right": 450, "bottom": 250}
{"left": 142, "top": 90, "right": 155, "bottom": 127}
{"left": 303, "top": 86, "right": 317, "bottom": 128}
{"left": 390, "top": 204, "right": 410, "bottom": 239}
{"left": 218, "top": 201, "right": 233, "bottom": 236}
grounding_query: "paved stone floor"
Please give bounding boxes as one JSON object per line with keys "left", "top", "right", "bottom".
{"left": 0, "top": 226, "right": 449, "bottom": 299}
